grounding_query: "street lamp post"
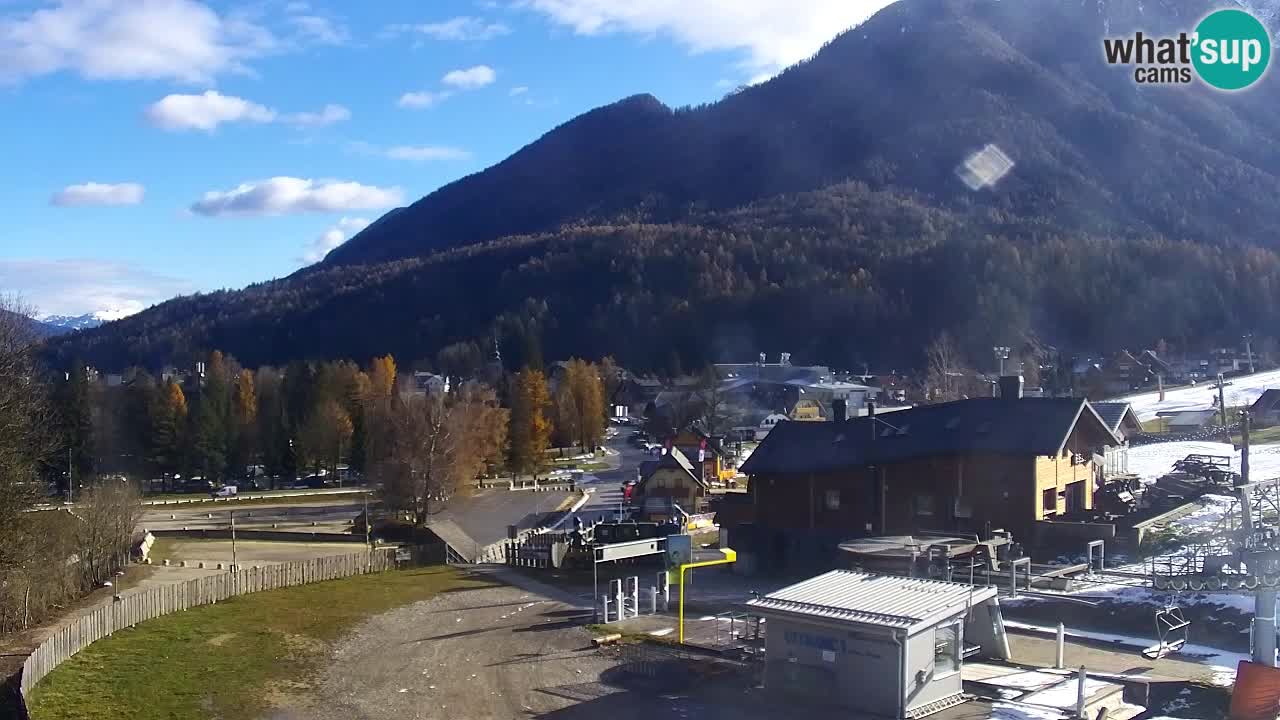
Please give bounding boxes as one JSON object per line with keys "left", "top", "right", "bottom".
{"left": 993, "top": 346, "right": 1011, "bottom": 377}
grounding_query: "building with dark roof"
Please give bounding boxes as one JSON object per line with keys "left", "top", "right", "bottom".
{"left": 733, "top": 391, "right": 1119, "bottom": 570}
{"left": 1250, "top": 389, "right": 1280, "bottom": 426}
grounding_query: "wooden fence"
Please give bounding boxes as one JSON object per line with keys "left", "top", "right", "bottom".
{"left": 19, "top": 547, "right": 397, "bottom": 699}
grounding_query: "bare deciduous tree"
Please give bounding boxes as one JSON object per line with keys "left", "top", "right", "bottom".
{"left": 923, "top": 332, "right": 967, "bottom": 403}
{"left": 378, "top": 381, "right": 507, "bottom": 525}
{"left": 74, "top": 480, "right": 144, "bottom": 590}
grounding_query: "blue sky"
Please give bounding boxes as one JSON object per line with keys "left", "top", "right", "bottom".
{"left": 0, "top": 0, "right": 891, "bottom": 318}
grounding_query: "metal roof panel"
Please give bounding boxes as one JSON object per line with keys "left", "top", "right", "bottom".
{"left": 746, "top": 570, "right": 997, "bottom": 633}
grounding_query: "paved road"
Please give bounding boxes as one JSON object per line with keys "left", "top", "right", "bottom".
{"left": 573, "top": 440, "right": 652, "bottom": 524}
{"left": 141, "top": 436, "right": 651, "bottom": 547}
{"left": 433, "top": 487, "right": 573, "bottom": 550}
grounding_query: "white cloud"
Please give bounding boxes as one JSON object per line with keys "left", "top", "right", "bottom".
{"left": 288, "top": 14, "right": 348, "bottom": 45}
{"left": 385, "top": 145, "right": 470, "bottom": 161}
{"left": 442, "top": 64, "right": 496, "bottom": 89}
{"left": 301, "top": 216, "right": 371, "bottom": 263}
{"left": 391, "top": 16, "right": 511, "bottom": 41}
{"left": 145, "top": 91, "right": 275, "bottom": 131}
{"left": 0, "top": 0, "right": 277, "bottom": 85}
{"left": 521, "top": 0, "right": 895, "bottom": 78}
{"left": 282, "top": 103, "right": 350, "bottom": 127}
{"left": 51, "top": 182, "right": 145, "bottom": 207}
{"left": 190, "top": 177, "right": 403, "bottom": 217}
{"left": 0, "top": 258, "right": 193, "bottom": 317}
{"left": 145, "top": 92, "right": 348, "bottom": 131}
{"left": 509, "top": 85, "right": 529, "bottom": 96}
{"left": 397, "top": 90, "right": 451, "bottom": 108}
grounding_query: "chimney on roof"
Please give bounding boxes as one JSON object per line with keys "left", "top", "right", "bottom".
{"left": 999, "top": 375, "right": 1024, "bottom": 400}
{"left": 832, "top": 397, "right": 848, "bottom": 423}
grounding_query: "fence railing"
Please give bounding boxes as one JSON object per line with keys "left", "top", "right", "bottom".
{"left": 19, "top": 547, "right": 396, "bottom": 698}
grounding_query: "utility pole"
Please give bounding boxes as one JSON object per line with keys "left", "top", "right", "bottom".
{"left": 67, "top": 445, "right": 73, "bottom": 504}
{"left": 1238, "top": 410, "right": 1277, "bottom": 667}
{"left": 1245, "top": 334, "right": 1256, "bottom": 374}
{"left": 1218, "top": 374, "right": 1228, "bottom": 427}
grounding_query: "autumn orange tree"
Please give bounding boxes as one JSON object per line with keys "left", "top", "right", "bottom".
{"left": 149, "top": 379, "right": 187, "bottom": 484}
{"left": 553, "top": 359, "right": 606, "bottom": 453}
{"left": 298, "top": 399, "right": 354, "bottom": 480}
{"left": 509, "top": 368, "right": 552, "bottom": 477}
{"left": 229, "top": 369, "right": 258, "bottom": 480}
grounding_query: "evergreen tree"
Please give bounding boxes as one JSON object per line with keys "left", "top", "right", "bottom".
{"left": 58, "top": 360, "right": 94, "bottom": 495}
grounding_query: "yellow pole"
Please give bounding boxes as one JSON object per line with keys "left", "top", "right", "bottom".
{"left": 679, "top": 565, "right": 687, "bottom": 644}
{"left": 677, "top": 549, "right": 737, "bottom": 645}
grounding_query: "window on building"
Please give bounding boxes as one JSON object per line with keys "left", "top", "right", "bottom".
{"left": 914, "top": 494, "right": 936, "bottom": 517}
{"left": 825, "top": 489, "right": 840, "bottom": 511}
{"left": 934, "top": 624, "right": 959, "bottom": 675}
{"left": 1042, "top": 488, "right": 1057, "bottom": 514}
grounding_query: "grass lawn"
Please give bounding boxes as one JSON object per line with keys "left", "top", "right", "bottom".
{"left": 26, "top": 566, "right": 489, "bottom": 720}
{"left": 1141, "top": 417, "right": 1169, "bottom": 433}
{"left": 1231, "top": 424, "right": 1280, "bottom": 445}
{"left": 144, "top": 537, "right": 180, "bottom": 565}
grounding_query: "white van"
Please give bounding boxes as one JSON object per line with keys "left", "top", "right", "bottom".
{"left": 211, "top": 485, "right": 238, "bottom": 498}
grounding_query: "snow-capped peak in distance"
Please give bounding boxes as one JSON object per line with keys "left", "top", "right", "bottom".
{"left": 40, "top": 314, "right": 103, "bottom": 331}
{"left": 92, "top": 308, "right": 135, "bottom": 322}
{"left": 40, "top": 306, "right": 141, "bottom": 330}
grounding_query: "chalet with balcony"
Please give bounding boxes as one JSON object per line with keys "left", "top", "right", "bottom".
{"left": 633, "top": 447, "right": 710, "bottom": 522}
{"left": 1090, "top": 402, "right": 1142, "bottom": 479}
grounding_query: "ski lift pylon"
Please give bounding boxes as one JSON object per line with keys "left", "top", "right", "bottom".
{"left": 1142, "top": 600, "right": 1190, "bottom": 660}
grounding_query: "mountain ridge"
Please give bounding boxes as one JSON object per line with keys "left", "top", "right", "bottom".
{"left": 47, "top": 0, "right": 1280, "bottom": 373}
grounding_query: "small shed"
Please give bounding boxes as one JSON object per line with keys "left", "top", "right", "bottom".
{"left": 1167, "top": 409, "right": 1219, "bottom": 433}
{"left": 746, "top": 570, "right": 1005, "bottom": 719}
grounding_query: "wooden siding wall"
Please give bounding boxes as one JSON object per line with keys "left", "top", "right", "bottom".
{"left": 881, "top": 454, "right": 1034, "bottom": 539}
{"left": 20, "top": 548, "right": 397, "bottom": 699}
{"left": 1034, "top": 426, "right": 1097, "bottom": 519}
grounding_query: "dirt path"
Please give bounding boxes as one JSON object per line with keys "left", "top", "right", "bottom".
{"left": 264, "top": 583, "right": 619, "bottom": 720}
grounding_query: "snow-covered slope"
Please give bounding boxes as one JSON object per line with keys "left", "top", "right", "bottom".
{"left": 1115, "top": 368, "right": 1280, "bottom": 422}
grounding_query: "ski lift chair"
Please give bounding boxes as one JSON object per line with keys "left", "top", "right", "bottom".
{"left": 1142, "top": 600, "right": 1190, "bottom": 660}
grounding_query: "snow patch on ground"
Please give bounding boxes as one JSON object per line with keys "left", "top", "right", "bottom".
{"left": 1126, "top": 441, "right": 1280, "bottom": 484}
{"left": 1021, "top": 678, "right": 1111, "bottom": 708}
{"left": 1003, "top": 621, "right": 1245, "bottom": 687}
{"left": 1118, "top": 368, "right": 1280, "bottom": 422}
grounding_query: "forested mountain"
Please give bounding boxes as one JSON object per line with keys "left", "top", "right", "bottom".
{"left": 327, "top": 0, "right": 1280, "bottom": 267}
{"left": 46, "top": 0, "right": 1280, "bottom": 373}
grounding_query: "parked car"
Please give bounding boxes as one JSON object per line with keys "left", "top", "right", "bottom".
{"left": 210, "top": 485, "right": 238, "bottom": 498}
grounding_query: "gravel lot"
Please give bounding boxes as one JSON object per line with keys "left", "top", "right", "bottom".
{"left": 263, "top": 582, "right": 617, "bottom": 720}
{"left": 259, "top": 573, "right": 785, "bottom": 720}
